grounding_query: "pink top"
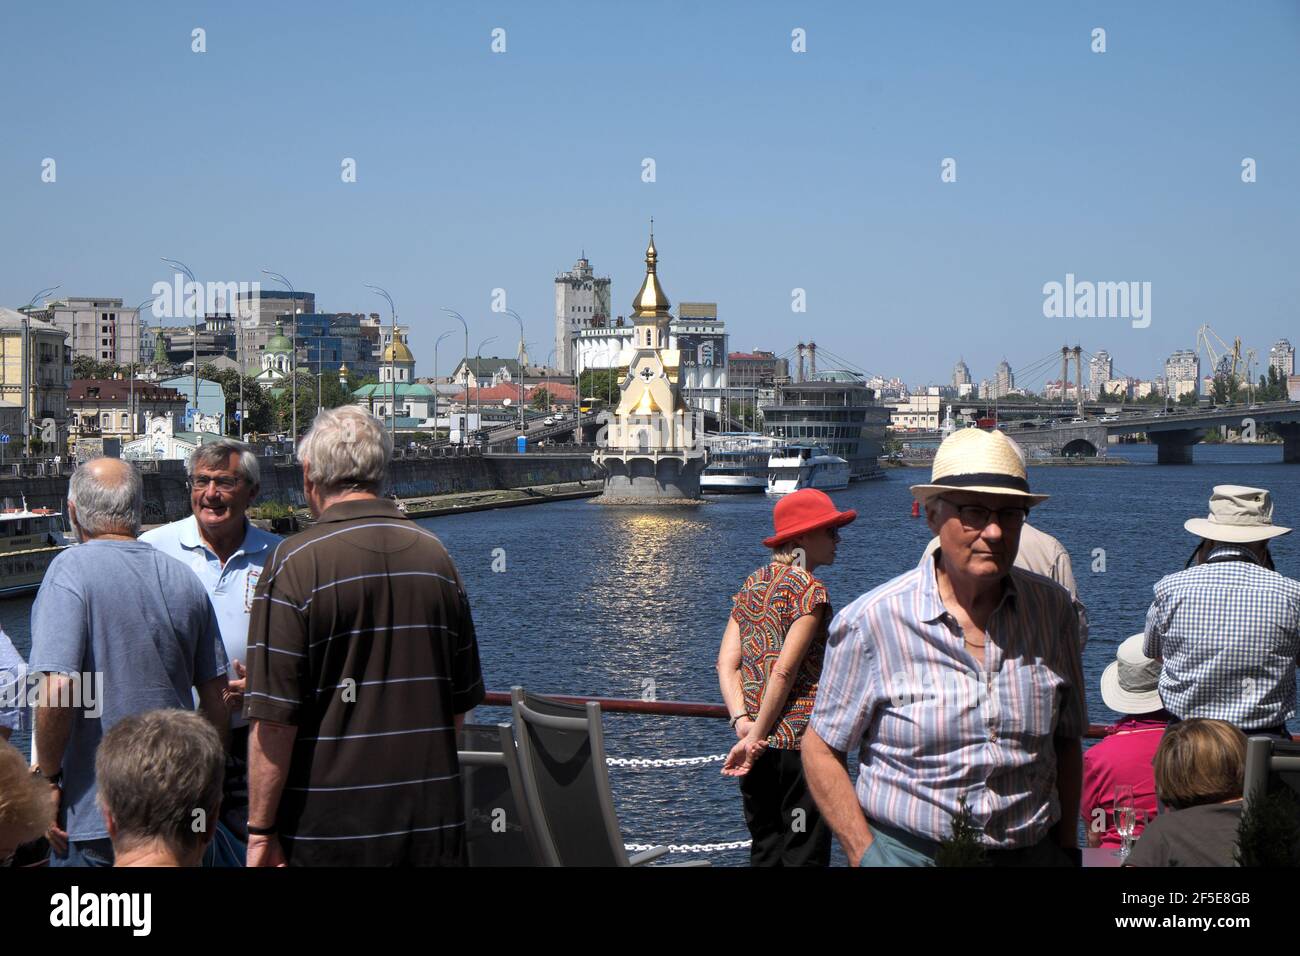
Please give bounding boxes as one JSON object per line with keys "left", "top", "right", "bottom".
{"left": 1080, "top": 717, "right": 1167, "bottom": 848}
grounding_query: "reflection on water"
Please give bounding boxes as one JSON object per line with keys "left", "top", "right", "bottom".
{"left": 3, "top": 444, "right": 1297, "bottom": 865}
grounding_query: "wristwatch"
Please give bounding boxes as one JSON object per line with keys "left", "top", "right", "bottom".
{"left": 31, "top": 766, "right": 63, "bottom": 787}
{"left": 729, "top": 713, "right": 750, "bottom": 728}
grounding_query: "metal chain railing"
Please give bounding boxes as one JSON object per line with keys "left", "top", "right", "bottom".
{"left": 625, "top": 840, "right": 752, "bottom": 853}
{"left": 605, "top": 753, "right": 728, "bottom": 768}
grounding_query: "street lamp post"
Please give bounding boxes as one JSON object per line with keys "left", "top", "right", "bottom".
{"left": 434, "top": 330, "right": 453, "bottom": 442}
{"left": 545, "top": 348, "right": 557, "bottom": 415}
{"left": 261, "top": 271, "right": 299, "bottom": 443}
{"left": 475, "top": 336, "right": 497, "bottom": 444}
{"left": 22, "top": 285, "right": 61, "bottom": 459}
{"left": 127, "top": 294, "right": 159, "bottom": 444}
{"left": 505, "top": 309, "right": 525, "bottom": 435}
{"left": 441, "top": 309, "right": 470, "bottom": 442}
{"left": 365, "top": 285, "right": 398, "bottom": 438}
{"left": 161, "top": 258, "right": 200, "bottom": 432}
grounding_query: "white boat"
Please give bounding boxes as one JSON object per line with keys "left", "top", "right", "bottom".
{"left": 0, "top": 501, "right": 74, "bottom": 598}
{"left": 766, "top": 445, "right": 851, "bottom": 495}
{"left": 701, "top": 434, "right": 783, "bottom": 494}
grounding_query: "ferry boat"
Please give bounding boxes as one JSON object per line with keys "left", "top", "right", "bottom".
{"left": 0, "top": 503, "right": 74, "bottom": 598}
{"left": 700, "top": 434, "right": 783, "bottom": 494}
{"left": 761, "top": 372, "right": 890, "bottom": 481}
{"left": 765, "top": 445, "right": 851, "bottom": 495}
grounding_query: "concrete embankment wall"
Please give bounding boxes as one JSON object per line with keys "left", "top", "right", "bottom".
{"left": 0, "top": 454, "right": 600, "bottom": 525}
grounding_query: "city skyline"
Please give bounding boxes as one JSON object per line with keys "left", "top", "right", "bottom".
{"left": 3, "top": 2, "right": 1297, "bottom": 386}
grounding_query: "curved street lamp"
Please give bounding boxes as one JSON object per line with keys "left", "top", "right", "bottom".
{"left": 365, "top": 285, "right": 398, "bottom": 437}
{"left": 433, "top": 330, "right": 454, "bottom": 442}
{"left": 22, "top": 285, "right": 61, "bottom": 459}
{"left": 161, "top": 258, "right": 201, "bottom": 431}
{"left": 475, "top": 336, "right": 497, "bottom": 443}
{"left": 261, "top": 270, "right": 298, "bottom": 442}
{"left": 127, "top": 294, "right": 160, "bottom": 444}
{"left": 505, "top": 309, "right": 526, "bottom": 434}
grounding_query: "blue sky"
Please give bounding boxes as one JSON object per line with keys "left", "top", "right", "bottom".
{"left": 2, "top": 0, "right": 1297, "bottom": 387}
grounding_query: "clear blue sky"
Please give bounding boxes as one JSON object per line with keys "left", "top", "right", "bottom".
{"left": 2, "top": 0, "right": 1297, "bottom": 387}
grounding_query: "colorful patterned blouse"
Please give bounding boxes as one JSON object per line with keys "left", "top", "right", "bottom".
{"left": 731, "top": 563, "right": 830, "bottom": 750}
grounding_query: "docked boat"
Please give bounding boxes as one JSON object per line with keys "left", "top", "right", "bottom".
{"left": 0, "top": 503, "right": 74, "bottom": 598}
{"left": 701, "top": 434, "right": 783, "bottom": 494}
{"left": 761, "top": 372, "right": 890, "bottom": 480}
{"left": 766, "top": 445, "right": 851, "bottom": 495}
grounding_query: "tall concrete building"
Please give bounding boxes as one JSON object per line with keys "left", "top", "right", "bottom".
{"left": 994, "top": 359, "right": 1014, "bottom": 398}
{"left": 554, "top": 255, "right": 611, "bottom": 375}
{"left": 1089, "top": 350, "right": 1114, "bottom": 399}
{"left": 28, "top": 297, "right": 142, "bottom": 365}
{"left": 1, "top": 308, "right": 72, "bottom": 451}
{"left": 1165, "top": 349, "right": 1200, "bottom": 400}
{"left": 1270, "top": 339, "right": 1295, "bottom": 379}
{"left": 952, "top": 358, "right": 971, "bottom": 391}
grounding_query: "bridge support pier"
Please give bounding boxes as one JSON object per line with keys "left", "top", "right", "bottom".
{"left": 1278, "top": 423, "right": 1300, "bottom": 464}
{"left": 1151, "top": 429, "right": 1200, "bottom": 465}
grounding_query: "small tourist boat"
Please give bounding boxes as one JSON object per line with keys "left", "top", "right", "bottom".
{"left": 765, "top": 445, "right": 851, "bottom": 495}
{"left": 701, "top": 434, "right": 783, "bottom": 494}
{"left": 0, "top": 502, "right": 74, "bottom": 598}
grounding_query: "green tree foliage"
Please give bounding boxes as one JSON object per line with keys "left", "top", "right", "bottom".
{"left": 274, "top": 370, "right": 358, "bottom": 436}
{"left": 530, "top": 387, "right": 555, "bottom": 411}
{"left": 198, "top": 364, "right": 275, "bottom": 436}
{"left": 1236, "top": 787, "right": 1300, "bottom": 867}
{"left": 72, "top": 356, "right": 123, "bottom": 380}
{"left": 1255, "top": 366, "right": 1288, "bottom": 404}
{"left": 577, "top": 369, "right": 620, "bottom": 406}
{"left": 936, "top": 793, "right": 987, "bottom": 867}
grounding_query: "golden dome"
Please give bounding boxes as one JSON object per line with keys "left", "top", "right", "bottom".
{"left": 383, "top": 335, "right": 414, "bottom": 363}
{"left": 631, "top": 226, "right": 671, "bottom": 320}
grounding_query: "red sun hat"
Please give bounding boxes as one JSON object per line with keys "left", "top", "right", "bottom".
{"left": 763, "top": 489, "right": 857, "bottom": 548}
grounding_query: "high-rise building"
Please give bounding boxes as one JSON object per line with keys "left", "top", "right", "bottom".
{"left": 28, "top": 297, "right": 142, "bottom": 365}
{"left": 1270, "top": 339, "right": 1295, "bottom": 379}
{"left": 1089, "top": 350, "right": 1113, "bottom": 399}
{"left": 554, "top": 255, "right": 612, "bottom": 375}
{"left": 952, "top": 358, "right": 971, "bottom": 391}
{"left": 728, "top": 350, "right": 789, "bottom": 389}
{"left": 1164, "top": 349, "right": 1200, "bottom": 400}
{"left": 994, "top": 359, "right": 1014, "bottom": 398}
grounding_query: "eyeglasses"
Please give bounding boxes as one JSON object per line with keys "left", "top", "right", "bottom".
{"left": 190, "top": 475, "right": 244, "bottom": 492}
{"left": 937, "top": 497, "right": 1029, "bottom": 530}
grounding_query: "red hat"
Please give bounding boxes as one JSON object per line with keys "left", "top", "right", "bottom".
{"left": 763, "top": 489, "right": 857, "bottom": 548}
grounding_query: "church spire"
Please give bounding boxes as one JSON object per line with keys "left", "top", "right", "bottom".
{"left": 631, "top": 221, "right": 671, "bottom": 320}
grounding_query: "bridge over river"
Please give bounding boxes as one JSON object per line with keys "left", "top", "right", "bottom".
{"left": 1009, "top": 400, "right": 1300, "bottom": 464}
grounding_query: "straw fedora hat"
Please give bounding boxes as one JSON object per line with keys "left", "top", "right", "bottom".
{"left": 1100, "top": 634, "right": 1163, "bottom": 714}
{"left": 910, "top": 428, "right": 1048, "bottom": 506}
{"left": 1184, "top": 485, "right": 1291, "bottom": 544}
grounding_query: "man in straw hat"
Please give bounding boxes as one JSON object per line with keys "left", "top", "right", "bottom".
{"left": 1144, "top": 485, "right": 1300, "bottom": 738}
{"left": 803, "top": 427, "right": 1086, "bottom": 866}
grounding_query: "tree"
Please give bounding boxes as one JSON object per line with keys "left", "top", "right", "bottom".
{"left": 198, "top": 363, "right": 274, "bottom": 436}
{"left": 530, "top": 387, "right": 554, "bottom": 411}
{"left": 72, "top": 356, "right": 123, "bottom": 380}
{"left": 577, "top": 368, "right": 620, "bottom": 407}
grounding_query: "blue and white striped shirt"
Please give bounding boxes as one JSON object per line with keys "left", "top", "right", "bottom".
{"left": 1144, "top": 545, "right": 1300, "bottom": 730}
{"left": 809, "top": 554, "right": 1086, "bottom": 849}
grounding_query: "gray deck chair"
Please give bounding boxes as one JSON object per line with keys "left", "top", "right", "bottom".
{"left": 458, "top": 722, "right": 546, "bottom": 866}
{"left": 511, "top": 686, "right": 706, "bottom": 866}
{"left": 1242, "top": 735, "right": 1300, "bottom": 813}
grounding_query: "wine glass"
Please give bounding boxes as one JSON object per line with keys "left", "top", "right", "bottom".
{"left": 1114, "top": 785, "right": 1135, "bottom": 858}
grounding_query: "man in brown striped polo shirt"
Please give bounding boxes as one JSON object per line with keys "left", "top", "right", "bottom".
{"left": 244, "top": 407, "right": 484, "bottom": 866}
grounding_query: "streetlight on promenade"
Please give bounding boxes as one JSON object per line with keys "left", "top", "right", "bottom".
{"left": 434, "top": 330, "right": 454, "bottom": 442}
{"left": 161, "top": 258, "right": 200, "bottom": 432}
{"left": 23, "top": 285, "right": 61, "bottom": 459}
{"left": 261, "top": 271, "right": 299, "bottom": 443}
{"left": 441, "top": 307, "right": 469, "bottom": 391}
{"left": 475, "top": 336, "right": 497, "bottom": 442}
{"left": 365, "top": 285, "right": 398, "bottom": 438}
{"left": 127, "top": 294, "right": 160, "bottom": 443}
{"left": 505, "top": 309, "right": 526, "bottom": 434}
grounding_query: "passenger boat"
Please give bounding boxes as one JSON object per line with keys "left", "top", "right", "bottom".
{"left": 0, "top": 502, "right": 74, "bottom": 598}
{"left": 765, "top": 445, "right": 851, "bottom": 495}
{"left": 700, "top": 434, "right": 783, "bottom": 494}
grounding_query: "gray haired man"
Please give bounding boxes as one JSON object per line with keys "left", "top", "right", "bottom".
{"left": 29, "top": 457, "right": 229, "bottom": 867}
{"left": 141, "top": 439, "right": 281, "bottom": 848}
{"left": 245, "top": 407, "right": 484, "bottom": 866}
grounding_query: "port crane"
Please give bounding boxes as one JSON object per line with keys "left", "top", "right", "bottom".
{"left": 1197, "top": 324, "right": 1254, "bottom": 403}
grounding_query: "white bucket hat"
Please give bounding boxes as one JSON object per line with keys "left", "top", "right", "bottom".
{"left": 1100, "top": 634, "right": 1163, "bottom": 715}
{"left": 1184, "top": 485, "right": 1291, "bottom": 544}
{"left": 910, "top": 427, "right": 1048, "bottom": 506}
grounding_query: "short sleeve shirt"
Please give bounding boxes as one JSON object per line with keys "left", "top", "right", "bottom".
{"left": 0, "top": 630, "right": 26, "bottom": 735}
{"left": 731, "top": 563, "right": 830, "bottom": 749}
{"left": 27, "top": 541, "right": 227, "bottom": 841}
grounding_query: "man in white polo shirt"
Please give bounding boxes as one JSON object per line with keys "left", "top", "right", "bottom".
{"left": 141, "top": 439, "right": 281, "bottom": 855}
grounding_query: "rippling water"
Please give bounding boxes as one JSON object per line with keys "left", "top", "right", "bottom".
{"left": 5, "top": 443, "right": 1298, "bottom": 865}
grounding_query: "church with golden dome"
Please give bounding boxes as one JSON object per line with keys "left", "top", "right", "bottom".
{"left": 593, "top": 228, "right": 706, "bottom": 501}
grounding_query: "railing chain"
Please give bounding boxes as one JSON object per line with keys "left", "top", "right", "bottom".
{"left": 606, "top": 754, "right": 728, "bottom": 768}
{"left": 625, "top": 840, "right": 752, "bottom": 853}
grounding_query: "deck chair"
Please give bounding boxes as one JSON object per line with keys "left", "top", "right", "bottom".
{"left": 1242, "top": 735, "right": 1300, "bottom": 813}
{"left": 511, "top": 686, "right": 702, "bottom": 866}
{"left": 458, "top": 722, "right": 546, "bottom": 866}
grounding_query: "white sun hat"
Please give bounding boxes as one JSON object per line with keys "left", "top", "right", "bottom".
{"left": 1184, "top": 485, "right": 1291, "bottom": 544}
{"left": 1100, "top": 634, "right": 1163, "bottom": 715}
{"left": 909, "top": 427, "right": 1049, "bottom": 506}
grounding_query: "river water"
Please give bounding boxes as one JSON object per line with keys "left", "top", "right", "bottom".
{"left": 4, "top": 443, "right": 1297, "bottom": 865}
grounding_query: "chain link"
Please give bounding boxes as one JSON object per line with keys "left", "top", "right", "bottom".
{"left": 625, "top": 840, "right": 752, "bottom": 853}
{"left": 605, "top": 753, "right": 728, "bottom": 768}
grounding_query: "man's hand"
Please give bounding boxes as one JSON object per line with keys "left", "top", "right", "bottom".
{"left": 43, "top": 779, "right": 67, "bottom": 856}
{"left": 223, "top": 660, "right": 247, "bottom": 714}
{"left": 246, "top": 834, "right": 286, "bottom": 867}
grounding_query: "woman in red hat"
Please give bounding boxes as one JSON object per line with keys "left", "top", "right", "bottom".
{"left": 716, "top": 488, "right": 856, "bottom": 866}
